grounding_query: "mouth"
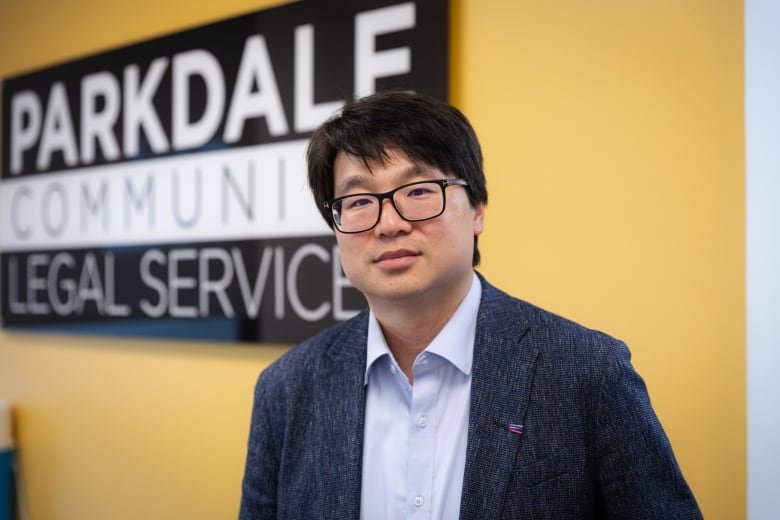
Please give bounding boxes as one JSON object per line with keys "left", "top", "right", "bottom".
{"left": 373, "top": 248, "right": 421, "bottom": 268}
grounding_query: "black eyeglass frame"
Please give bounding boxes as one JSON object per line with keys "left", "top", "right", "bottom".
{"left": 323, "top": 178, "right": 469, "bottom": 234}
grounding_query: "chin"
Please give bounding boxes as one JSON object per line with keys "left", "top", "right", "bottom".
{"left": 366, "top": 279, "right": 435, "bottom": 303}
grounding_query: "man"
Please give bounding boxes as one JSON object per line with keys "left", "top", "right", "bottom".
{"left": 240, "top": 91, "right": 702, "bottom": 519}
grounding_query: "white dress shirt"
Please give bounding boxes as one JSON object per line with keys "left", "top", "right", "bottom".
{"left": 360, "top": 273, "right": 481, "bottom": 520}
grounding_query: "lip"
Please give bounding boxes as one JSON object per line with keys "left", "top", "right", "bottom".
{"left": 373, "top": 248, "right": 421, "bottom": 268}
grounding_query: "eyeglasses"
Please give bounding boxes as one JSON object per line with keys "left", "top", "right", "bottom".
{"left": 324, "top": 179, "right": 469, "bottom": 234}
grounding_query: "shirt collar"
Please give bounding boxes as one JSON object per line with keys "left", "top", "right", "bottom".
{"left": 364, "top": 272, "right": 482, "bottom": 384}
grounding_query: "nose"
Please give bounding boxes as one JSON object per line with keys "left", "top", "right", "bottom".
{"left": 373, "top": 198, "right": 412, "bottom": 237}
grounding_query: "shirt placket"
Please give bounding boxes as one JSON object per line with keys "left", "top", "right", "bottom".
{"left": 406, "top": 352, "right": 438, "bottom": 518}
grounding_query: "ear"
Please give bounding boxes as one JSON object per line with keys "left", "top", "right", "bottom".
{"left": 472, "top": 203, "right": 485, "bottom": 236}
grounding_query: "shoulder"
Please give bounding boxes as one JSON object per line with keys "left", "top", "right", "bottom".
{"left": 480, "top": 275, "right": 626, "bottom": 349}
{"left": 255, "top": 309, "right": 369, "bottom": 395}
{"left": 477, "top": 275, "right": 645, "bottom": 427}
{"left": 477, "top": 274, "right": 630, "bottom": 381}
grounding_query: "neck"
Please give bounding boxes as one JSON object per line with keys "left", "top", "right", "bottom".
{"left": 369, "top": 273, "right": 474, "bottom": 382}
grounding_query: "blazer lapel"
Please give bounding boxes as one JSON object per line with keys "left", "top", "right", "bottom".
{"left": 459, "top": 281, "right": 539, "bottom": 520}
{"left": 317, "top": 313, "right": 369, "bottom": 520}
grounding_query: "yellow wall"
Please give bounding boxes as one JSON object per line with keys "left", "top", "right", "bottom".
{"left": 0, "top": 1, "right": 744, "bottom": 519}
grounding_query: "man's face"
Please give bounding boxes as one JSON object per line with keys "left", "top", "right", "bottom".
{"left": 332, "top": 149, "right": 485, "bottom": 310}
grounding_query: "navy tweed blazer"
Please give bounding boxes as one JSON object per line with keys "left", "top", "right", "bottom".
{"left": 240, "top": 275, "right": 702, "bottom": 519}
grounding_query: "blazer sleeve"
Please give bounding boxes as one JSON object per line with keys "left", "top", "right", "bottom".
{"left": 593, "top": 342, "right": 703, "bottom": 519}
{"left": 239, "top": 374, "right": 280, "bottom": 520}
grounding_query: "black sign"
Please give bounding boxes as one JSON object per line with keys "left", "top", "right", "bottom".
{"left": 1, "top": 0, "right": 448, "bottom": 342}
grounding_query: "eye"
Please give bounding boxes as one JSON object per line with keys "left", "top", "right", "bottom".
{"left": 344, "top": 196, "right": 375, "bottom": 210}
{"left": 406, "top": 186, "right": 435, "bottom": 197}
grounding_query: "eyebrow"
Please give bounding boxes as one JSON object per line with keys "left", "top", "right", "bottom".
{"left": 335, "top": 163, "right": 436, "bottom": 196}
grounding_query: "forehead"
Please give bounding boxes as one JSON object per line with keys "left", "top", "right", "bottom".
{"left": 333, "top": 149, "right": 445, "bottom": 195}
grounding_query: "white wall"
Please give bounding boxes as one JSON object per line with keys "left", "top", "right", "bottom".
{"left": 746, "top": 1, "right": 780, "bottom": 518}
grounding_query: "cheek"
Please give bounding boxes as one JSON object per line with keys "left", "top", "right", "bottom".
{"left": 335, "top": 237, "right": 362, "bottom": 276}
{"left": 427, "top": 224, "right": 471, "bottom": 262}
{"left": 445, "top": 209, "right": 480, "bottom": 250}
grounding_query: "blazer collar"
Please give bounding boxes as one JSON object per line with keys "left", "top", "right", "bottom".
{"left": 319, "top": 311, "right": 369, "bottom": 520}
{"left": 460, "top": 274, "right": 539, "bottom": 519}
{"left": 325, "top": 309, "right": 369, "bottom": 366}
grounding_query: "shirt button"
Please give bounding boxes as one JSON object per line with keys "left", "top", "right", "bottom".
{"left": 418, "top": 416, "right": 428, "bottom": 428}
{"left": 390, "top": 364, "right": 397, "bottom": 374}
{"left": 414, "top": 496, "right": 424, "bottom": 507}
